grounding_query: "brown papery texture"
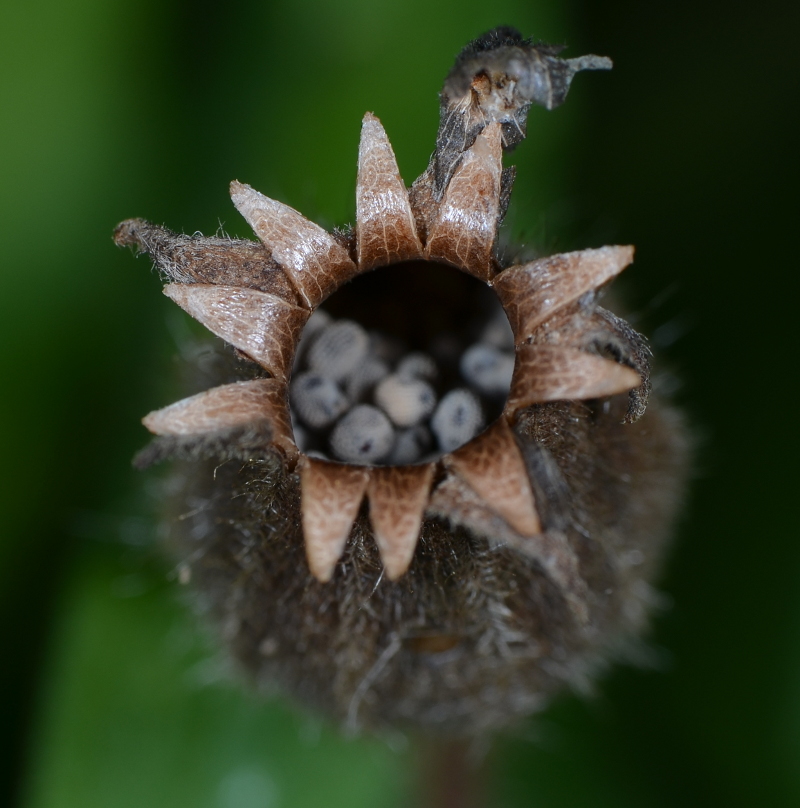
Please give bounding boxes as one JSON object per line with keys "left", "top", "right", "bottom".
{"left": 230, "top": 181, "right": 359, "bottom": 309}
{"left": 356, "top": 113, "right": 424, "bottom": 270}
{"left": 164, "top": 284, "right": 308, "bottom": 381}
{"left": 367, "top": 463, "right": 436, "bottom": 579}
{"left": 424, "top": 124, "right": 503, "bottom": 280}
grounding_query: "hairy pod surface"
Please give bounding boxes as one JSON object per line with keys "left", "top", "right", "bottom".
{"left": 116, "top": 27, "right": 689, "bottom": 736}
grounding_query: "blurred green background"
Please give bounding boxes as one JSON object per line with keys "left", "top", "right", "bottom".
{"left": 1, "top": 0, "right": 798, "bottom": 806}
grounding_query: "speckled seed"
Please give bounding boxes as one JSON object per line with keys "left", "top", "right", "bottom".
{"left": 374, "top": 374, "right": 437, "bottom": 427}
{"left": 290, "top": 372, "right": 349, "bottom": 429}
{"left": 302, "top": 307, "right": 332, "bottom": 337}
{"left": 345, "top": 357, "right": 390, "bottom": 401}
{"left": 292, "top": 422, "right": 309, "bottom": 452}
{"left": 368, "top": 330, "right": 405, "bottom": 366}
{"left": 481, "top": 310, "right": 515, "bottom": 350}
{"left": 388, "top": 425, "right": 433, "bottom": 465}
{"left": 460, "top": 343, "right": 515, "bottom": 396}
{"left": 395, "top": 352, "right": 438, "bottom": 381}
{"left": 293, "top": 308, "right": 331, "bottom": 369}
{"left": 329, "top": 405, "right": 395, "bottom": 464}
{"left": 431, "top": 389, "right": 483, "bottom": 453}
{"left": 307, "top": 319, "right": 369, "bottom": 380}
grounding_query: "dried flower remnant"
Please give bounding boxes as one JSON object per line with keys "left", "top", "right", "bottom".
{"left": 115, "top": 27, "right": 688, "bottom": 736}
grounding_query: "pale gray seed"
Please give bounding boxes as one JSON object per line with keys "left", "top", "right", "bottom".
{"left": 292, "top": 421, "right": 309, "bottom": 452}
{"left": 481, "top": 310, "right": 515, "bottom": 350}
{"left": 307, "top": 319, "right": 369, "bottom": 380}
{"left": 302, "top": 307, "right": 332, "bottom": 337}
{"left": 290, "top": 372, "right": 349, "bottom": 429}
{"left": 374, "top": 374, "right": 437, "bottom": 427}
{"left": 368, "top": 330, "right": 406, "bottom": 365}
{"left": 345, "top": 357, "right": 390, "bottom": 401}
{"left": 292, "top": 308, "right": 332, "bottom": 369}
{"left": 431, "top": 389, "right": 484, "bottom": 453}
{"left": 395, "top": 352, "right": 438, "bottom": 381}
{"left": 329, "top": 405, "right": 395, "bottom": 464}
{"left": 388, "top": 425, "right": 432, "bottom": 465}
{"left": 460, "top": 343, "right": 515, "bottom": 396}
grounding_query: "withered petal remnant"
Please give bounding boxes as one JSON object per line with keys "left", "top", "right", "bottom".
{"left": 115, "top": 27, "right": 689, "bottom": 736}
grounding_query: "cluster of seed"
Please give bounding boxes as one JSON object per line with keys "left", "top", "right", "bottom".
{"left": 289, "top": 309, "right": 515, "bottom": 465}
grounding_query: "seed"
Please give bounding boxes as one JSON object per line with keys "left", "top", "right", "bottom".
{"left": 306, "top": 319, "right": 369, "bottom": 380}
{"left": 481, "top": 310, "right": 515, "bottom": 350}
{"left": 395, "top": 352, "right": 438, "bottom": 381}
{"left": 290, "top": 372, "right": 348, "bottom": 429}
{"left": 345, "top": 356, "right": 390, "bottom": 401}
{"left": 374, "top": 374, "right": 437, "bottom": 427}
{"left": 430, "top": 389, "right": 483, "bottom": 452}
{"left": 329, "top": 404, "right": 395, "bottom": 464}
{"left": 292, "top": 308, "right": 331, "bottom": 368}
{"left": 460, "top": 343, "right": 515, "bottom": 396}
{"left": 388, "top": 425, "right": 432, "bottom": 465}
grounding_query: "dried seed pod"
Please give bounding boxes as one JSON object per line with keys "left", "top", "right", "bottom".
{"left": 116, "top": 27, "right": 689, "bottom": 737}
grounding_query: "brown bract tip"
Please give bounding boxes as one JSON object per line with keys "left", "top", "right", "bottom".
{"left": 230, "top": 180, "right": 359, "bottom": 309}
{"left": 163, "top": 284, "right": 308, "bottom": 381}
{"left": 445, "top": 418, "right": 541, "bottom": 537}
{"left": 300, "top": 458, "right": 371, "bottom": 582}
{"left": 113, "top": 218, "right": 147, "bottom": 249}
{"left": 356, "top": 113, "right": 424, "bottom": 271}
{"left": 141, "top": 378, "right": 296, "bottom": 461}
{"left": 507, "top": 344, "right": 641, "bottom": 412}
{"left": 425, "top": 122, "right": 503, "bottom": 280}
{"left": 494, "top": 245, "right": 635, "bottom": 342}
{"left": 367, "top": 463, "right": 436, "bottom": 579}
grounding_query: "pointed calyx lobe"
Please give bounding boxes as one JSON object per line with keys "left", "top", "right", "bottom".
{"left": 113, "top": 218, "right": 299, "bottom": 302}
{"left": 424, "top": 123, "right": 503, "bottom": 280}
{"left": 230, "top": 181, "right": 359, "bottom": 309}
{"left": 493, "top": 246, "right": 635, "bottom": 340}
{"left": 367, "top": 463, "right": 436, "bottom": 580}
{"left": 356, "top": 113, "right": 423, "bottom": 270}
{"left": 445, "top": 419, "right": 541, "bottom": 538}
{"left": 142, "top": 378, "right": 297, "bottom": 461}
{"left": 300, "top": 458, "right": 370, "bottom": 582}
{"left": 507, "top": 345, "right": 641, "bottom": 412}
{"left": 164, "top": 284, "right": 308, "bottom": 381}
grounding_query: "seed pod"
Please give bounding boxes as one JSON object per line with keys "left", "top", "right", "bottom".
{"left": 118, "top": 27, "right": 689, "bottom": 737}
